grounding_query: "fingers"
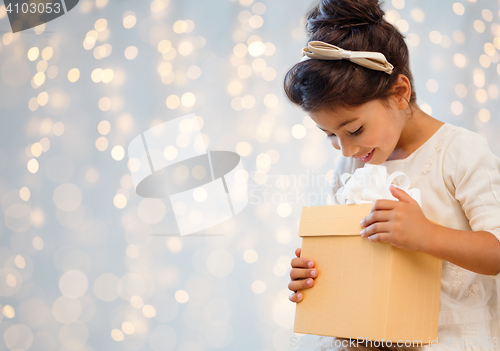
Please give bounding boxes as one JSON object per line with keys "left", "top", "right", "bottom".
{"left": 389, "top": 184, "right": 414, "bottom": 204}
{"left": 290, "top": 267, "right": 317, "bottom": 281}
{"left": 289, "top": 248, "right": 315, "bottom": 303}
{"left": 291, "top": 257, "right": 314, "bottom": 269}
{"left": 288, "top": 277, "right": 315, "bottom": 293}
{"left": 361, "top": 209, "right": 391, "bottom": 228}
{"left": 361, "top": 221, "right": 390, "bottom": 238}
{"left": 367, "top": 233, "right": 391, "bottom": 243}
{"left": 371, "top": 199, "right": 399, "bottom": 211}
{"left": 289, "top": 292, "right": 304, "bottom": 303}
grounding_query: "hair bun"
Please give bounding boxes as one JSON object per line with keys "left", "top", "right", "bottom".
{"left": 306, "top": 0, "right": 384, "bottom": 33}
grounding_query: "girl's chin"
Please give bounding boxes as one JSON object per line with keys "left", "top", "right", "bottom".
{"left": 367, "top": 154, "right": 387, "bottom": 165}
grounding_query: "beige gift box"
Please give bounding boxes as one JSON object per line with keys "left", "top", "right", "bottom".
{"left": 293, "top": 203, "right": 442, "bottom": 343}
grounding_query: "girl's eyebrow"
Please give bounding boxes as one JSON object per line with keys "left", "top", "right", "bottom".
{"left": 337, "top": 117, "right": 359, "bottom": 128}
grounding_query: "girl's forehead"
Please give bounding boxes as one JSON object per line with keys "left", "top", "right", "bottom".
{"left": 309, "top": 106, "right": 365, "bottom": 127}
{"left": 312, "top": 100, "right": 386, "bottom": 119}
{"left": 311, "top": 112, "right": 361, "bottom": 133}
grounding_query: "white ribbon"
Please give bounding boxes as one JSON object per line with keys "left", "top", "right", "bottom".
{"left": 334, "top": 164, "right": 422, "bottom": 207}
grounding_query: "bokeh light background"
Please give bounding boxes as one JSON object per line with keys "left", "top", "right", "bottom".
{"left": 0, "top": 0, "right": 499, "bottom": 350}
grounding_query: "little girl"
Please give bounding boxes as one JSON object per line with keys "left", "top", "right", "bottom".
{"left": 285, "top": 1, "right": 500, "bottom": 350}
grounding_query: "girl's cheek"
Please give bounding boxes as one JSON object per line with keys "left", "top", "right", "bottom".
{"left": 360, "top": 136, "right": 377, "bottom": 148}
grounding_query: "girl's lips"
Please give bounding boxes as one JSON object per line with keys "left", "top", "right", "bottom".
{"left": 358, "top": 149, "right": 375, "bottom": 163}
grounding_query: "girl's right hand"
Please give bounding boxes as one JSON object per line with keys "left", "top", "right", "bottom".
{"left": 288, "top": 247, "right": 317, "bottom": 303}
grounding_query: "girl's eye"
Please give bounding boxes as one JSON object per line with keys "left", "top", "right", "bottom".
{"left": 326, "top": 133, "right": 336, "bottom": 139}
{"left": 349, "top": 126, "right": 363, "bottom": 136}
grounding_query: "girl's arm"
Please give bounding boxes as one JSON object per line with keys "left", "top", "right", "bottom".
{"left": 425, "top": 224, "right": 500, "bottom": 276}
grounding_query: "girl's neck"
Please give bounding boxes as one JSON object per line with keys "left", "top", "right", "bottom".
{"left": 387, "top": 105, "right": 444, "bottom": 161}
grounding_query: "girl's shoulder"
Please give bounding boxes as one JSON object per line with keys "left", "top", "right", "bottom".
{"left": 405, "top": 122, "right": 496, "bottom": 176}
{"left": 441, "top": 123, "right": 492, "bottom": 156}
{"left": 439, "top": 123, "right": 500, "bottom": 188}
{"left": 400, "top": 122, "right": 492, "bottom": 163}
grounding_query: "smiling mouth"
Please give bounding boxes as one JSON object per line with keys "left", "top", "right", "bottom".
{"left": 353, "top": 149, "right": 375, "bottom": 162}
{"left": 354, "top": 149, "right": 374, "bottom": 159}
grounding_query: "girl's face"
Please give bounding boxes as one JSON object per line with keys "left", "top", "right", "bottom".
{"left": 308, "top": 99, "right": 406, "bottom": 164}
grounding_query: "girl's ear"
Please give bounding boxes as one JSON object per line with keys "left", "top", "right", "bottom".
{"left": 392, "top": 74, "right": 412, "bottom": 110}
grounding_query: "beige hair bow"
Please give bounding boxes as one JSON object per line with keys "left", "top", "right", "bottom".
{"left": 300, "top": 41, "right": 394, "bottom": 75}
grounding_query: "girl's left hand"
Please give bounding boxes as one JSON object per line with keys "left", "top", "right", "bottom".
{"left": 360, "top": 184, "right": 436, "bottom": 252}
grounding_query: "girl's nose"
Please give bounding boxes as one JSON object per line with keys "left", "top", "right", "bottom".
{"left": 338, "top": 138, "right": 359, "bottom": 158}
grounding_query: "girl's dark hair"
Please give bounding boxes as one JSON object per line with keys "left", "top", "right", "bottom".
{"left": 284, "top": 0, "right": 416, "bottom": 112}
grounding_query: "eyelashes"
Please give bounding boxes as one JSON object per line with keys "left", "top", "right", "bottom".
{"left": 325, "top": 126, "right": 363, "bottom": 139}
{"left": 349, "top": 126, "right": 363, "bottom": 136}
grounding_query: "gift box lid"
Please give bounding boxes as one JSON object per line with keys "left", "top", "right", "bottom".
{"left": 298, "top": 203, "right": 373, "bottom": 237}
